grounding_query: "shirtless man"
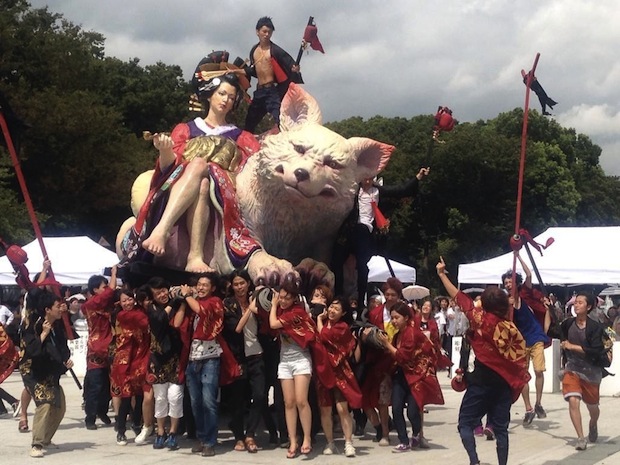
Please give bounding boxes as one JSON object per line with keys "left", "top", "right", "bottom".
{"left": 244, "top": 16, "right": 303, "bottom": 133}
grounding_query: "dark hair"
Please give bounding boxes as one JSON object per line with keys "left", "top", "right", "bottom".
{"left": 195, "top": 272, "right": 224, "bottom": 298}
{"left": 390, "top": 301, "right": 412, "bottom": 320}
{"left": 480, "top": 287, "right": 510, "bottom": 318}
{"left": 135, "top": 285, "right": 153, "bottom": 306}
{"left": 312, "top": 284, "right": 333, "bottom": 304}
{"left": 501, "top": 270, "right": 523, "bottom": 287}
{"left": 279, "top": 277, "right": 300, "bottom": 299}
{"left": 228, "top": 269, "right": 253, "bottom": 296}
{"left": 256, "top": 16, "right": 275, "bottom": 31}
{"left": 330, "top": 296, "right": 353, "bottom": 325}
{"left": 87, "top": 275, "right": 108, "bottom": 294}
{"left": 34, "top": 290, "right": 61, "bottom": 319}
{"left": 576, "top": 292, "right": 596, "bottom": 313}
{"left": 147, "top": 276, "right": 171, "bottom": 291}
{"left": 382, "top": 277, "right": 403, "bottom": 298}
{"left": 192, "top": 70, "right": 242, "bottom": 111}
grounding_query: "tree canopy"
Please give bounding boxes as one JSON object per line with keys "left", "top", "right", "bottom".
{"left": 1, "top": 1, "right": 618, "bottom": 290}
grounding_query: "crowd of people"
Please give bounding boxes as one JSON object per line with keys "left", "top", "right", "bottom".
{"left": 0, "top": 14, "right": 616, "bottom": 464}
{"left": 0, "top": 251, "right": 614, "bottom": 464}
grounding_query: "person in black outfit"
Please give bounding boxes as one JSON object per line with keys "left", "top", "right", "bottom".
{"left": 332, "top": 167, "right": 429, "bottom": 309}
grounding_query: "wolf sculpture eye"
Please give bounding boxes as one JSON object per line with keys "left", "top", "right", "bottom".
{"left": 293, "top": 144, "right": 306, "bottom": 154}
{"left": 323, "top": 155, "right": 343, "bottom": 170}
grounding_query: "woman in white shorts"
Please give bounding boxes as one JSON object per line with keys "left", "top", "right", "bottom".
{"left": 269, "top": 281, "right": 315, "bottom": 459}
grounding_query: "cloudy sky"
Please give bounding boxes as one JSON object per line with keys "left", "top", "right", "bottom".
{"left": 29, "top": 0, "right": 620, "bottom": 175}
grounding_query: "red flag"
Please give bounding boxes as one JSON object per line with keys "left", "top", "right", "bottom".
{"left": 303, "top": 24, "right": 325, "bottom": 53}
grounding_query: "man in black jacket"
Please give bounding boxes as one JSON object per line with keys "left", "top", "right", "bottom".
{"left": 244, "top": 16, "right": 303, "bottom": 133}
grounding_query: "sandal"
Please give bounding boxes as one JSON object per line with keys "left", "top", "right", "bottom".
{"left": 301, "top": 444, "right": 312, "bottom": 455}
{"left": 245, "top": 437, "right": 258, "bottom": 453}
{"left": 234, "top": 440, "right": 246, "bottom": 451}
{"left": 19, "top": 419, "right": 29, "bottom": 433}
{"left": 286, "top": 446, "right": 299, "bottom": 459}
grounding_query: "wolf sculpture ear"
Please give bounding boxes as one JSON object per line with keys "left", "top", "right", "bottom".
{"left": 279, "top": 83, "right": 322, "bottom": 131}
{"left": 347, "top": 137, "right": 395, "bottom": 182}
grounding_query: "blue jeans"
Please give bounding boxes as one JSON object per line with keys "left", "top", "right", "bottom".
{"left": 391, "top": 371, "right": 421, "bottom": 444}
{"left": 186, "top": 358, "right": 220, "bottom": 447}
{"left": 458, "top": 382, "right": 512, "bottom": 465}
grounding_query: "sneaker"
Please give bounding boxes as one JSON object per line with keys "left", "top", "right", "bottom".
{"left": 392, "top": 443, "right": 410, "bottom": 453}
{"left": 410, "top": 436, "right": 419, "bottom": 449}
{"left": 116, "top": 433, "right": 128, "bottom": 446}
{"left": 132, "top": 424, "right": 142, "bottom": 436}
{"left": 85, "top": 422, "right": 97, "bottom": 430}
{"left": 523, "top": 409, "right": 535, "bottom": 426}
{"left": 575, "top": 437, "right": 587, "bottom": 451}
{"left": 323, "top": 442, "right": 336, "bottom": 455}
{"left": 12, "top": 400, "right": 20, "bottom": 417}
{"left": 534, "top": 404, "right": 547, "bottom": 419}
{"left": 165, "top": 433, "right": 179, "bottom": 450}
{"left": 135, "top": 424, "right": 153, "bottom": 445}
{"left": 153, "top": 434, "right": 166, "bottom": 449}
{"left": 588, "top": 423, "right": 598, "bottom": 443}
{"left": 344, "top": 442, "right": 356, "bottom": 457}
{"left": 418, "top": 435, "right": 430, "bottom": 449}
{"left": 473, "top": 425, "right": 484, "bottom": 436}
{"left": 98, "top": 414, "right": 112, "bottom": 425}
{"left": 30, "top": 446, "right": 44, "bottom": 458}
{"left": 484, "top": 425, "right": 495, "bottom": 440}
{"left": 379, "top": 437, "right": 390, "bottom": 446}
{"left": 201, "top": 445, "right": 215, "bottom": 457}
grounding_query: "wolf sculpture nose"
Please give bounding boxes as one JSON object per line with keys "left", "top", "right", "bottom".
{"left": 294, "top": 168, "right": 309, "bottom": 182}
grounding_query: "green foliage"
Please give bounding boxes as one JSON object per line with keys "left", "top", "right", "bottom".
{"left": 328, "top": 108, "right": 620, "bottom": 292}
{"left": 0, "top": 2, "right": 181, "bottom": 242}
{"left": 0, "top": 0, "right": 618, "bottom": 284}
{"left": 0, "top": 159, "right": 39, "bottom": 243}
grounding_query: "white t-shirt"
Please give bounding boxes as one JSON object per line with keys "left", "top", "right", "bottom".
{"left": 358, "top": 186, "right": 379, "bottom": 232}
{"left": 0, "top": 304, "right": 13, "bottom": 326}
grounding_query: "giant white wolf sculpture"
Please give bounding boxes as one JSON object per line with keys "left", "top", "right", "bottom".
{"left": 116, "top": 84, "right": 394, "bottom": 285}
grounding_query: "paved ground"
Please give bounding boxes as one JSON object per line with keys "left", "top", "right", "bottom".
{"left": 1, "top": 371, "right": 620, "bottom": 464}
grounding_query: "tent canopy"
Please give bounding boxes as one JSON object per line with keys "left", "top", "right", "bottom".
{"left": 367, "top": 255, "right": 416, "bottom": 284}
{"left": 458, "top": 227, "right": 620, "bottom": 286}
{"left": 0, "top": 236, "right": 118, "bottom": 285}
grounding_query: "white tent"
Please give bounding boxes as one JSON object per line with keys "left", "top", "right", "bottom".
{"left": 458, "top": 226, "right": 620, "bottom": 286}
{"left": 367, "top": 255, "right": 416, "bottom": 283}
{"left": 0, "top": 236, "right": 118, "bottom": 285}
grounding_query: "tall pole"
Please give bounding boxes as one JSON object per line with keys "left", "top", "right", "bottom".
{"left": 511, "top": 53, "right": 540, "bottom": 301}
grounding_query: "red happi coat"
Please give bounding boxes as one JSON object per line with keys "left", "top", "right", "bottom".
{"left": 277, "top": 304, "right": 336, "bottom": 389}
{"left": 193, "top": 295, "right": 241, "bottom": 386}
{"left": 389, "top": 323, "right": 445, "bottom": 408}
{"left": 82, "top": 287, "right": 115, "bottom": 369}
{"left": 361, "top": 304, "right": 396, "bottom": 409}
{"left": 317, "top": 321, "right": 362, "bottom": 409}
{"left": 413, "top": 314, "right": 452, "bottom": 370}
{"left": 0, "top": 322, "right": 18, "bottom": 384}
{"left": 455, "top": 291, "right": 530, "bottom": 403}
{"left": 110, "top": 307, "right": 150, "bottom": 397}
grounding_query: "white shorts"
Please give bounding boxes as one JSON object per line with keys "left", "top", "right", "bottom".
{"left": 278, "top": 350, "right": 312, "bottom": 379}
{"left": 153, "top": 382, "right": 184, "bottom": 419}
